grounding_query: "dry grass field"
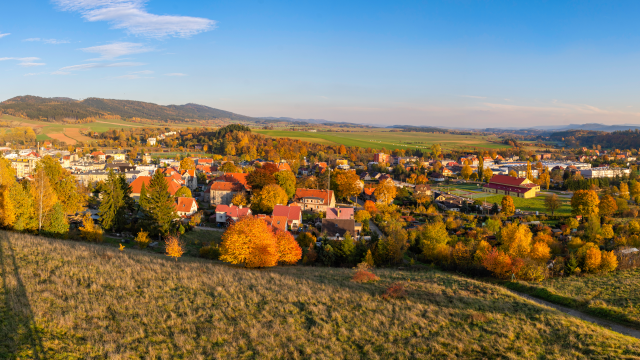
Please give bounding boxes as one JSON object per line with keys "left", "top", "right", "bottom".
{"left": 1, "top": 230, "right": 639, "bottom": 359}
{"left": 46, "top": 132, "right": 77, "bottom": 145}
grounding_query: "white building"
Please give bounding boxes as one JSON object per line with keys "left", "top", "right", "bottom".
{"left": 147, "top": 138, "right": 156, "bottom": 146}
{"left": 580, "top": 167, "right": 631, "bottom": 179}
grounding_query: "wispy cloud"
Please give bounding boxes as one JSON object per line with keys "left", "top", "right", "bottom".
{"left": 0, "top": 57, "right": 46, "bottom": 67}
{"left": 53, "top": 0, "right": 216, "bottom": 38}
{"left": 131, "top": 70, "right": 153, "bottom": 74}
{"left": 81, "top": 42, "right": 153, "bottom": 59}
{"left": 0, "top": 33, "right": 10, "bottom": 39}
{"left": 53, "top": 61, "right": 145, "bottom": 74}
{"left": 24, "top": 72, "right": 46, "bottom": 76}
{"left": 165, "top": 72, "right": 187, "bottom": 76}
{"left": 459, "top": 95, "right": 486, "bottom": 99}
{"left": 24, "top": 38, "right": 70, "bottom": 44}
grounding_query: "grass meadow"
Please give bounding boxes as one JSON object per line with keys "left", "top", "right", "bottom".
{"left": 1, "top": 231, "right": 639, "bottom": 358}
{"left": 255, "top": 129, "right": 507, "bottom": 151}
{"left": 507, "top": 269, "right": 640, "bottom": 329}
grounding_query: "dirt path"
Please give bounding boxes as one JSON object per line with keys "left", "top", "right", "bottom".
{"left": 507, "top": 288, "right": 640, "bottom": 340}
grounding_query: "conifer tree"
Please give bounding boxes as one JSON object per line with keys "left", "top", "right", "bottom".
{"left": 42, "top": 203, "right": 69, "bottom": 238}
{"left": 143, "top": 171, "right": 177, "bottom": 235}
{"left": 99, "top": 170, "right": 124, "bottom": 231}
{"left": 139, "top": 182, "right": 148, "bottom": 209}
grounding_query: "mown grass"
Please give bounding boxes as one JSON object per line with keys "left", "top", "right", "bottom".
{"left": 481, "top": 194, "right": 572, "bottom": 215}
{"left": 0, "top": 230, "right": 639, "bottom": 358}
{"left": 506, "top": 269, "right": 640, "bottom": 329}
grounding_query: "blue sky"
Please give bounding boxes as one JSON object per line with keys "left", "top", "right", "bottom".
{"left": 2, "top": 0, "right": 640, "bottom": 127}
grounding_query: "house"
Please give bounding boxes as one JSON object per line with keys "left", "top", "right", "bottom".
{"left": 326, "top": 207, "right": 354, "bottom": 219}
{"left": 91, "top": 151, "right": 106, "bottom": 162}
{"left": 373, "top": 153, "right": 390, "bottom": 164}
{"left": 214, "top": 205, "right": 251, "bottom": 225}
{"left": 209, "top": 181, "right": 245, "bottom": 206}
{"left": 104, "top": 150, "right": 127, "bottom": 161}
{"left": 430, "top": 173, "right": 446, "bottom": 182}
{"left": 580, "top": 167, "right": 631, "bottom": 179}
{"left": 321, "top": 218, "right": 362, "bottom": 240}
{"left": 174, "top": 197, "right": 198, "bottom": 217}
{"left": 129, "top": 175, "right": 182, "bottom": 200}
{"left": 272, "top": 204, "right": 302, "bottom": 231}
{"left": 483, "top": 174, "right": 540, "bottom": 198}
{"left": 277, "top": 162, "right": 291, "bottom": 172}
{"left": 414, "top": 184, "right": 432, "bottom": 197}
{"left": 362, "top": 186, "right": 376, "bottom": 202}
{"left": 147, "top": 138, "right": 156, "bottom": 146}
{"left": 293, "top": 189, "right": 336, "bottom": 212}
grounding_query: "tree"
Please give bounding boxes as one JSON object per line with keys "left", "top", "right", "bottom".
{"left": 499, "top": 223, "right": 532, "bottom": 258}
{"left": 174, "top": 187, "right": 192, "bottom": 198}
{"left": 274, "top": 230, "right": 302, "bottom": 265}
{"left": 231, "top": 193, "right": 247, "bottom": 207}
{"left": 544, "top": 194, "right": 561, "bottom": 215}
{"left": 418, "top": 221, "right": 450, "bottom": 260}
{"left": 508, "top": 170, "right": 518, "bottom": 178}
{"left": 501, "top": 195, "right": 515, "bottom": 217}
{"left": 482, "top": 248, "right": 514, "bottom": 279}
{"left": 251, "top": 184, "right": 288, "bottom": 213}
{"left": 5, "top": 181, "right": 36, "bottom": 231}
{"left": 375, "top": 180, "right": 397, "bottom": 205}
{"left": 220, "top": 216, "right": 279, "bottom": 268}
{"left": 247, "top": 168, "right": 276, "bottom": 190}
{"left": 143, "top": 171, "right": 177, "bottom": 235}
{"left": 0, "top": 158, "right": 17, "bottom": 227}
{"left": 220, "top": 162, "right": 239, "bottom": 173}
{"left": 354, "top": 210, "right": 371, "bottom": 226}
{"left": 430, "top": 144, "right": 441, "bottom": 158}
{"left": 530, "top": 241, "right": 551, "bottom": 263}
{"left": 584, "top": 247, "right": 601, "bottom": 272}
{"left": 99, "top": 169, "right": 125, "bottom": 231}
{"left": 165, "top": 236, "right": 185, "bottom": 261}
{"left": 31, "top": 168, "right": 58, "bottom": 231}
{"left": 571, "top": 190, "right": 600, "bottom": 219}
{"left": 619, "top": 182, "right": 630, "bottom": 200}
{"left": 333, "top": 169, "right": 362, "bottom": 202}
{"left": 79, "top": 212, "right": 103, "bottom": 242}
{"left": 42, "top": 203, "right": 69, "bottom": 238}
{"left": 364, "top": 200, "right": 378, "bottom": 214}
{"left": 135, "top": 230, "right": 150, "bottom": 248}
{"left": 461, "top": 164, "right": 473, "bottom": 180}
{"left": 180, "top": 158, "right": 196, "bottom": 171}
{"left": 598, "top": 194, "right": 618, "bottom": 217}
{"left": 631, "top": 181, "right": 640, "bottom": 201}
{"left": 483, "top": 167, "right": 493, "bottom": 183}
{"left": 274, "top": 170, "right": 297, "bottom": 199}
{"left": 600, "top": 251, "right": 618, "bottom": 272}
{"left": 139, "top": 182, "right": 149, "bottom": 209}
{"left": 35, "top": 156, "right": 85, "bottom": 215}
{"left": 296, "top": 232, "right": 316, "bottom": 249}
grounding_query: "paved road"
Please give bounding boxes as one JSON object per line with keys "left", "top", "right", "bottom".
{"left": 369, "top": 220, "right": 383, "bottom": 237}
{"left": 507, "top": 288, "right": 640, "bottom": 340}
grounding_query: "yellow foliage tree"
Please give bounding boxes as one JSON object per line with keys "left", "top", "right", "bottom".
{"left": 530, "top": 241, "right": 551, "bottom": 263}
{"left": 250, "top": 184, "right": 288, "bottom": 213}
{"left": 571, "top": 190, "right": 600, "bottom": 219}
{"left": 584, "top": 247, "right": 602, "bottom": 272}
{"left": 0, "top": 158, "right": 17, "bottom": 227}
{"left": 334, "top": 169, "right": 362, "bottom": 202}
{"left": 274, "top": 230, "right": 302, "bottom": 265}
{"left": 79, "top": 212, "right": 103, "bottom": 242}
{"left": 135, "top": 230, "right": 150, "bottom": 248}
{"left": 220, "top": 216, "right": 279, "bottom": 268}
{"left": 31, "top": 168, "right": 58, "bottom": 231}
{"left": 375, "top": 179, "right": 397, "bottom": 205}
{"left": 180, "top": 157, "right": 196, "bottom": 171}
{"left": 474, "top": 240, "right": 492, "bottom": 264}
{"left": 499, "top": 223, "right": 532, "bottom": 258}
{"left": 165, "top": 236, "right": 185, "bottom": 261}
{"left": 600, "top": 250, "right": 618, "bottom": 272}
{"left": 231, "top": 193, "right": 248, "bottom": 207}
{"left": 501, "top": 195, "right": 515, "bottom": 217}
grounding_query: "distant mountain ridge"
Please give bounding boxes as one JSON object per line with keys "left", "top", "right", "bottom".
{"left": 0, "top": 95, "right": 258, "bottom": 122}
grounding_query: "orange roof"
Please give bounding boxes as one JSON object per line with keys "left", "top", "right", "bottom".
{"left": 272, "top": 216, "right": 288, "bottom": 232}
{"left": 196, "top": 165, "right": 212, "bottom": 173}
{"left": 209, "top": 181, "right": 243, "bottom": 192}
{"left": 215, "top": 173, "right": 249, "bottom": 188}
{"left": 277, "top": 163, "right": 291, "bottom": 171}
{"left": 91, "top": 151, "right": 105, "bottom": 156}
{"left": 130, "top": 175, "right": 180, "bottom": 196}
{"left": 174, "top": 197, "right": 197, "bottom": 212}
{"left": 294, "top": 189, "right": 334, "bottom": 205}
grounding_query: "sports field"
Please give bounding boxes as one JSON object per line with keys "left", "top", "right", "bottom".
{"left": 255, "top": 129, "right": 507, "bottom": 151}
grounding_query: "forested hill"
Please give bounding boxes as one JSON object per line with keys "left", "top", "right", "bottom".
{"left": 0, "top": 95, "right": 258, "bottom": 122}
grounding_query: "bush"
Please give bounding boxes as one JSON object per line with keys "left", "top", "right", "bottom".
{"left": 135, "top": 230, "right": 150, "bottom": 249}
{"left": 584, "top": 247, "right": 602, "bottom": 273}
{"left": 381, "top": 283, "right": 407, "bottom": 300}
{"left": 600, "top": 250, "right": 618, "bottom": 272}
{"left": 199, "top": 244, "right": 221, "bottom": 260}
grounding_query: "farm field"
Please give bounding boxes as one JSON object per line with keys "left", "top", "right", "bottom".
{"left": 506, "top": 269, "right": 640, "bottom": 329}
{"left": 1, "top": 231, "right": 639, "bottom": 358}
{"left": 433, "top": 183, "right": 572, "bottom": 215}
{"left": 255, "top": 129, "right": 508, "bottom": 151}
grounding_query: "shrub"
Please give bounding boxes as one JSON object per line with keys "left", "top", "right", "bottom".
{"left": 600, "top": 250, "right": 618, "bottom": 272}
{"left": 584, "top": 247, "right": 602, "bottom": 272}
{"left": 135, "top": 230, "right": 150, "bottom": 249}
{"left": 381, "top": 282, "right": 407, "bottom": 300}
{"left": 515, "top": 259, "right": 547, "bottom": 282}
{"left": 482, "top": 248, "right": 513, "bottom": 279}
{"left": 165, "top": 236, "right": 185, "bottom": 261}
{"left": 363, "top": 249, "right": 375, "bottom": 266}
{"left": 352, "top": 269, "right": 380, "bottom": 283}
{"left": 199, "top": 244, "right": 221, "bottom": 260}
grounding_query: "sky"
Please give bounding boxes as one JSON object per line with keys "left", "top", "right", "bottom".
{"left": 2, "top": 0, "right": 640, "bottom": 128}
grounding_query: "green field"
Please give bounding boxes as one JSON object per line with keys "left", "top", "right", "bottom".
{"left": 256, "top": 129, "right": 508, "bottom": 151}
{"left": 434, "top": 184, "right": 572, "bottom": 215}
{"left": 1, "top": 230, "right": 639, "bottom": 358}
{"left": 506, "top": 269, "right": 640, "bottom": 328}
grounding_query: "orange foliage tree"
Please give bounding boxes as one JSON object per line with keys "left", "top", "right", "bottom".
{"left": 364, "top": 200, "right": 378, "bottom": 214}
{"left": 584, "top": 247, "right": 602, "bottom": 272}
{"left": 274, "top": 230, "right": 302, "bottom": 265}
{"left": 481, "top": 248, "right": 514, "bottom": 279}
{"left": 165, "top": 236, "right": 185, "bottom": 261}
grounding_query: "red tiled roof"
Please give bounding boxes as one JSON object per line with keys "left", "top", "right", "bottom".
{"left": 294, "top": 189, "right": 334, "bottom": 205}
{"left": 364, "top": 187, "right": 375, "bottom": 196}
{"left": 91, "top": 151, "right": 105, "bottom": 156}
{"left": 214, "top": 173, "right": 249, "bottom": 188}
{"left": 209, "top": 181, "right": 243, "bottom": 192}
{"left": 130, "top": 175, "right": 180, "bottom": 195}
{"left": 216, "top": 205, "right": 251, "bottom": 218}
{"left": 196, "top": 165, "right": 212, "bottom": 173}
{"left": 174, "top": 197, "right": 197, "bottom": 213}
{"left": 488, "top": 174, "right": 528, "bottom": 187}
{"left": 484, "top": 183, "right": 534, "bottom": 194}
{"left": 272, "top": 204, "right": 301, "bottom": 221}
{"left": 277, "top": 163, "right": 291, "bottom": 171}
{"left": 272, "top": 216, "right": 288, "bottom": 231}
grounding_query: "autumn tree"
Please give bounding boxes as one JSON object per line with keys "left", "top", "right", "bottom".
{"left": 530, "top": 241, "right": 551, "bottom": 263}
{"left": 231, "top": 193, "right": 247, "bottom": 207}
{"left": 483, "top": 167, "right": 493, "bottom": 183}
{"left": 180, "top": 157, "right": 196, "bottom": 171}
{"left": 619, "top": 182, "right": 630, "bottom": 200}
{"left": 0, "top": 158, "right": 17, "bottom": 227}
{"left": 482, "top": 248, "right": 514, "bottom": 279}
{"left": 274, "top": 230, "right": 302, "bottom": 265}
{"left": 364, "top": 200, "right": 378, "bottom": 214}
{"left": 501, "top": 195, "right": 515, "bottom": 217}
{"left": 42, "top": 203, "right": 69, "bottom": 238}
{"left": 220, "top": 216, "right": 279, "bottom": 268}
{"left": 600, "top": 251, "right": 618, "bottom": 272}
{"left": 247, "top": 168, "right": 276, "bottom": 190}
{"left": 499, "top": 223, "right": 532, "bottom": 258}
{"left": 135, "top": 230, "right": 150, "bottom": 248}
{"left": 274, "top": 170, "right": 297, "bottom": 199}
{"left": 375, "top": 179, "right": 397, "bottom": 205}
{"left": 584, "top": 247, "right": 602, "bottom": 272}
{"left": 571, "top": 190, "right": 600, "bottom": 219}
{"left": 544, "top": 194, "right": 561, "bottom": 215}
{"left": 35, "top": 156, "right": 86, "bottom": 215}
{"left": 334, "top": 169, "right": 362, "bottom": 202}
{"left": 598, "top": 194, "right": 618, "bottom": 217}
{"left": 461, "top": 164, "right": 473, "bottom": 180}
{"left": 417, "top": 221, "right": 450, "bottom": 260}
{"left": 79, "top": 212, "right": 103, "bottom": 242}
{"left": 31, "top": 168, "right": 58, "bottom": 231}
{"left": 250, "top": 184, "right": 288, "bottom": 213}
{"left": 5, "top": 181, "right": 36, "bottom": 231}
{"left": 165, "top": 236, "right": 185, "bottom": 261}
{"left": 174, "top": 187, "right": 192, "bottom": 198}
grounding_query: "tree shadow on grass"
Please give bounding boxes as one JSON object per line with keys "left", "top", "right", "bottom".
{"left": 0, "top": 238, "right": 45, "bottom": 359}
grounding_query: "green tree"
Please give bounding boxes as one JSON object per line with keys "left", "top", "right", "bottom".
{"left": 544, "top": 194, "right": 561, "bottom": 215}
{"left": 274, "top": 170, "right": 297, "bottom": 199}
{"left": 250, "top": 184, "right": 288, "bottom": 213}
{"left": 99, "top": 169, "right": 125, "bottom": 231}
{"left": 42, "top": 203, "right": 69, "bottom": 238}
{"left": 143, "top": 171, "right": 177, "bottom": 235}
{"left": 35, "top": 156, "right": 86, "bottom": 215}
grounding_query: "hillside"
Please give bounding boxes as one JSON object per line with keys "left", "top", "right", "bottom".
{"left": 0, "top": 95, "right": 258, "bottom": 122}
{"left": 1, "top": 231, "right": 639, "bottom": 358}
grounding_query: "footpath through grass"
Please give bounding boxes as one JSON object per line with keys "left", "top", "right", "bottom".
{"left": 0, "top": 231, "right": 639, "bottom": 358}
{"left": 504, "top": 269, "right": 640, "bottom": 329}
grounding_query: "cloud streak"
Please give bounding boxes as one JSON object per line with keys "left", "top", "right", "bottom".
{"left": 0, "top": 57, "right": 46, "bottom": 67}
{"left": 53, "top": 61, "right": 145, "bottom": 74}
{"left": 24, "top": 38, "right": 70, "bottom": 44}
{"left": 165, "top": 72, "right": 187, "bottom": 76}
{"left": 0, "top": 33, "right": 9, "bottom": 39}
{"left": 53, "top": 0, "right": 216, "bottom": 38}
{"left": 82, "top": 42, "right": 153, "bottom": 59}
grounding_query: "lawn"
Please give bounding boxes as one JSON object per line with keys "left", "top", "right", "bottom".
{"left": 255, "top": 129, "right": 509, "bottom": 151}
{"left": 481, "top": 194, "right": 572, "bottom": 215}
{"left": 505, "top": 269, "right": 640, "bottom": 329}
{"left": 1, "top": 230, "right": 639, "bottom": 358}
